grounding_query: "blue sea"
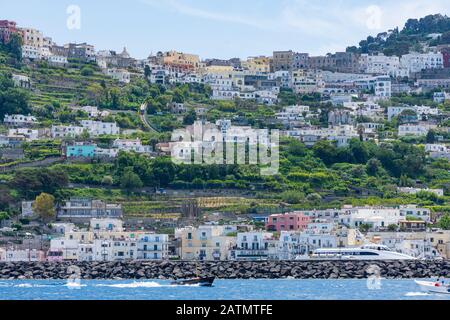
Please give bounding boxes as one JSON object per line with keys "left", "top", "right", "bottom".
{"left": 0, "top": 279, "right": 449, "bottom": 300}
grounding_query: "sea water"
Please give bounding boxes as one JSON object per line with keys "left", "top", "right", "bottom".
{"left": 0, "top": 279, "right": 449, "bottom": 300}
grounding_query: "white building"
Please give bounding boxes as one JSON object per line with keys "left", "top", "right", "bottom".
{"left": 387, "top": 105, "right": 439, "bottom": 121}
{"left": 231, "top": 232, "right": 276, "bottom": 260}
{"left": 276, "top": 105, "right": 310, "bottom": 122}
{"left": 80, "top": 120, "right": 120, "bottom": 136}
{"left": 374, "top": 76, "right": 392, "bottom": 98}
{"left": 49, "top": 239, "right": 80, "bottom": 261}
{"left": 1, "top": 249, "right": 46, "bottom": 262}
{"left": 425, "top": 143, "right": 450, "bottom": 160}
{"left": 12, "top": 74, "right": 31, "bottom": 89}
{"left": 433, "top": 92, "right": 450, "bottom": 103}
{"left": 398, "top": 187, "right": 444, "bottom": 197}
{"left": 90, "top": 218, "right": 124, "bottom": 232}
{"left": 113, "top": 138, "right": 152, "bottom": 154}
{"left": 72, "top": 106, "right": 110, "bottom": 118}
{"left": 136, "top": 233, "right": 169, "bottom": 260}
{"left": 106, "top": 68, "right": 131, "bottom": 83}
{"left": 47, "top": 55, "right": 68, "bottom": 65}
{"left": 4, "top": 114, "right": 37, "bottom": 126}
{"left": 401, "top": 52, "right": 444, "bottom": 74}
{"left": 360, "top": 53, "right": 403, "bottom": 76}
{"left": 8, "top": 128, "right": 39, "bottom": 141}
{"left": 21, "top": 201, "right": 34, "bottom": 218}
{"left": 21, "top": 45, "right": 41, "bottom": 59}
{"left": 398, "top": 123, "right": 436, "bottom": 137}
{"left": 339, "top": 206, "right": 430, "bottom": 230}
{"left": 51, "top": 125, "right": 85, "bottom": 138}
{"left": 92, "top": 238, "right": 137, "bottom": 261}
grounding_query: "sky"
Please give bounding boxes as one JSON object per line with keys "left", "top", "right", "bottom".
{"left": 1, "top": 0, "right": 450, "bottom": 60}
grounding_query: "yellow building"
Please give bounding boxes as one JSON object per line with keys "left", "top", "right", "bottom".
{"left": 19, "top": 28, "right": 45, "bottom": 47}
{"left": 291, "top": 69, "right": 324, "bottom": 94}
{"left": 199, "top": 65, "right": 234, "bottom": 75}
{"left": 163, "top": 50, "right": 200, "bottom": 71}
{"left": 242, "top": 56, "right": 271, "bottom": 74}
{"left": 430, "top": 230, "right": 450, "bottom": 259}
{"left": 176, "top": 225, "right": 236, "bottom": 261}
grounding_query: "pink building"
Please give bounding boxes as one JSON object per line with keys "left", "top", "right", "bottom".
{"left": 46, "top": 249, "right": 64, "bottom": 262}
{"left": 266, "top": 212, "right": 311, "bottom": 232}
{"left": 0, "top": 20, "right": 18, "bottom": 43}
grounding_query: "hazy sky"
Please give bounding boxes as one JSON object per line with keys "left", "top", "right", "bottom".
{"left": 1, "top": 0, "right": 450, "bottom": 59}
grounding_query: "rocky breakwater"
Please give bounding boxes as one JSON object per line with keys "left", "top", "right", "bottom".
{"left": 1, "top": 260, "right": 450, "bottom": 280}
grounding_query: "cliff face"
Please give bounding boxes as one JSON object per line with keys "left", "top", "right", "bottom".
{"left": 1, "top": 260, "right": 449, "bottom": 280}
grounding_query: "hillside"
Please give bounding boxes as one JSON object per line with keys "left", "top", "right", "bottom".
{"left": 346, "top": 14, "right": 450, "bottom": 56}
{"left": 0, "top": 50, "right": 119, "bottom": 108}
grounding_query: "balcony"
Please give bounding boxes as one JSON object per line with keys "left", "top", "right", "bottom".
{"left": 235, "top": 249, "right": 269, "bottom": 257}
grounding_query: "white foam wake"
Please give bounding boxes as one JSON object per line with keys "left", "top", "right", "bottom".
{"left": 96, "top": 281, "right": 164, "bottom": 288}
{"left": 405, "top": 292, "right": 430, "bottom": 296}
{"left": 95, "top": 281, "right": 200, "bottom": 288}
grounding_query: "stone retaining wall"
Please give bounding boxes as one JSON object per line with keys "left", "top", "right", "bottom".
{"left": 1, "top": 260, "right": 449, "bottom": 280}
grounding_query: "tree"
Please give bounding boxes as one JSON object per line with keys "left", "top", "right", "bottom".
{"left": 0, "top": 211, "right": 9, "bottom": 222}
{"left": 9, "top": 168, "right": 69, "bottom": 198}
{"left": 359, "top": 223, "right": 371, "bottom": 233}
{"left": 0, "top": 72, "right": 31, "bottom": 119}
{"left": 144, "top": 65, "right": 151, "bottom": 79}
{"left": 366, "top": 158, "right": 382, "bottom": 176}
{"left": 313, "top": 140, "right": 338, "bottom": 165}
{"left": 426, "top": 130, "right": 436, "bottom": 144}
{"left": 80, "top": 66, "right": 95, "bottom": 77}
{"left": 388, "top": 224, "right": 398, "bottom": 232}
{"left": 0, "top": 186, "right": 14, "bottom": 211}
{"left": 306, "top": 193, "right": 322, "bottom": 204}
{"left": 280, "top": 190, "right": 305, "bottom": 204}
{"left": 120, "top": 167, "right": 143, "bottom": 193}
{"left": 32, "top": 193, "right": 56, "bottom": 222}
{"left": 101, "top": 175, "right": 114, "bottom": 186}
{"left": 1, "top": 33, "right": 22, "bottom": 61}
{"left": 441, "top": 31, "right": 450, "bottom": 44}
{"left": 183, "top": 109, "right": 197, "bottom": 125}
{"left": 438, "top": 214, "right": 450, "bottom": 230}
{"left": 348, "top": 139, "right": 369, "bottom": 164}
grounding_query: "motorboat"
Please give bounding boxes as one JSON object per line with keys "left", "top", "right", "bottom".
{"left": 311, "top": 244, "right": 417, "bottom": 260}
{"left": 170, "top": 277, "right": 215, "bottom": 287}
{"left": 415, "top": 280, "right": 450, "bottom": 294}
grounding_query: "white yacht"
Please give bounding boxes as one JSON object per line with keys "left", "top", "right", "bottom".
{"left": 311, "top": 244, "right": 417, "bottom": 260}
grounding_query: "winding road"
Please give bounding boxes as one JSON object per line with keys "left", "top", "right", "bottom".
{"left": 139, "top": 103, "right": 159, "bottom": 133}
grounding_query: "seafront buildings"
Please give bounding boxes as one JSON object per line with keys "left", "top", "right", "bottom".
{"left": 2, "top": 203, "right": 449, "bottom": 262}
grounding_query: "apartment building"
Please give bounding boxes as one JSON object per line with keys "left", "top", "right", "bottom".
{"left": 57, "top": 198, "right": 123, "bottom": 219}
{"left": 175, "top": 225, "right": 236, "bottom": 261}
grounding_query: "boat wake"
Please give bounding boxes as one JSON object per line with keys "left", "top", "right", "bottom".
{"left": 405, "top": 292, "right": 430, "bottom": 297}
{"left": 14, "top": 283, "right": 54, "bottom": 288}
{"left": 95, "top": 281, "right": 199, "bottom": 288}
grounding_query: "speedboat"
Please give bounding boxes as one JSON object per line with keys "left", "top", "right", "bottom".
{"left": 415, "top": 280, "right": 450, "bottom": 294}
{"left": 170, "top": 277, "right": 215, "bottom": 287}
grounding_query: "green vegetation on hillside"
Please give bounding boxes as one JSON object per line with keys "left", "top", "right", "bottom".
{"left": 347, "top": 14, "right": 450, "bottom": 56}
